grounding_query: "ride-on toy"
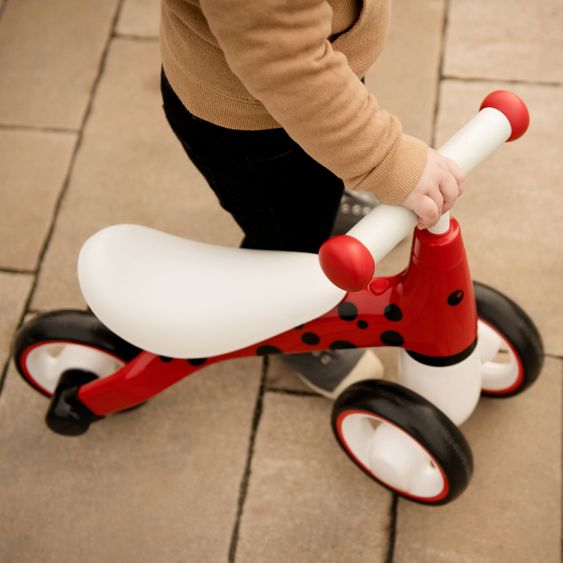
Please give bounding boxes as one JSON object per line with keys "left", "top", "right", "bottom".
{"left": 13, "top": 91, "right": 543, "bottom": 505}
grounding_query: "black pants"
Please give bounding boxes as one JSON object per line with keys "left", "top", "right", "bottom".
{"left": 160, "top": 70, "right": 344, "bottom": 253}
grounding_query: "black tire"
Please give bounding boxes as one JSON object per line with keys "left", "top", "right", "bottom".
{"left": 332, "top": 380, "right": 473, "bottom": 505}
{"left": 474, "top": 282, "right": 544, "bottom": 397}
{"left": 13, "top": 310, "right": 141, "bottom": 398}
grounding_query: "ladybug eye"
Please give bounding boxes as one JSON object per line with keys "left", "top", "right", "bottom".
{"left": 448, "top": 290, "right": 464, "bottom": 306}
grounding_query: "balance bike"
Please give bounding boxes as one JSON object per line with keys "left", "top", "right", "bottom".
{"left": 12, "top": 91, "right": 544, "bottom": 505}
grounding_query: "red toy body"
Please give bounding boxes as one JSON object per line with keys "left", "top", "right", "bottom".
{"left": 75, "top": 218, "right": 476, "bottom": 416}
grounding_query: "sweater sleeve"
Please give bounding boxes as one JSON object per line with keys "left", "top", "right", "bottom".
{"left": 198, "top": 0, "right": 427, "bottom": 204}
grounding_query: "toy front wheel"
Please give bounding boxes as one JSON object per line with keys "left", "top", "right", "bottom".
{"left": 332, "top": 380, "right": 473, "bottom": 505}
{"left": 475, "top": 282, "right": 544, "bottom": 397}
{"left": 13, "top": 310, "right": 141, "bottom": 397}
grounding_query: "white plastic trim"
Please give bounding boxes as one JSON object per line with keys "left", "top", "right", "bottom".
{"left": 478, "top": 319, "right": 520, "bottom": 392}
{"left": 398, "top": 347, "right": 482, "bottom": 426}
{"left": 26, "top": 343, "right": 124, "bottom": 394}
{"left": 341, "top": 413, "right": 444, "bottom": 497}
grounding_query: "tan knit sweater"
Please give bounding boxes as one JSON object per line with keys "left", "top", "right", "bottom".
{"left": 161, "top": 0, "right": 427, "bottom": 204}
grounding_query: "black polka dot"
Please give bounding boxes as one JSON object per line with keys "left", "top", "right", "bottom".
{"left": 160, "top": 356, "right": 173, "bottom": 363}
{"left": 380, "top": 331, "right": 404, "bottom": 347}
{"left": 256, "top": 345, "right": 283, "bottom": 356}
{"left": 448, "top": 290, "right": 464, "bottom": 306}
{"left": 384, "top": 304, "right": 403, "bottom": 322}
{"left": 329, "top": 340, "right": 357, "bottom": 350}
{"left": 302, "top": 332, "right": 320, "bottom": 345}
{"left": 338, "top": 301, "right": 358, "bottom": 321}
{"left": 294, "top": 324, "right": 305, "bottom": 330}
{"left": 187, "top": 357, "right": 207, "bottom": 366}
{"left": 357, "top": 320, "right": 369, "bottom": 329}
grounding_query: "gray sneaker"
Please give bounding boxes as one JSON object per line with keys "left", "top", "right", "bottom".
{"left": 282, "top": 349, "right": 384, "bottom": 399}
{"left": 332, "top": 190, "right": 378, "bottom": 236}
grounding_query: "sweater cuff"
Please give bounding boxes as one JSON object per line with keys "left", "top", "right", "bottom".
{"left": 348, "top": 134, "right": 428, "bottom": 204}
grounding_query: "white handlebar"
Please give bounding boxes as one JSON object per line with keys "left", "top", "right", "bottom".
{"left": 347, "top": 107, "right": 512, "bottom": 261}
{"left": 319, "top": 91, "right": 530, "bottom": 290}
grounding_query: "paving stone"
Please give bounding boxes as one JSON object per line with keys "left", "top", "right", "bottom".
{"left": 0, "top": 129, "right": 76, "bottom": 270}
{"left": 394, "top": 357, "right": 561, "bottom": 563}
{"left": 0, "top": 355, "right": 262, "bottom": 563}
{"left": 436, "top": 80, "right": 563, "bottom": 356}
{"left": 32, "top": 39, "right": 242, "bottom": 311}
{"left": 0, "top": 0, "right": 118, "bottom": 129}
{"left": 0, "top": 272, "right": 33, "bottom": 373}
{"left": 116, "top": 0, "right": 160, "bottom": 38}
{"left": 445, "top": 0, "right": 563, "bottom": 83}
{"left": 366, "top": 0, "right": 446, "bottom": 144}
{"left": 236, "top": 392, "right": 392, "bottom": 563}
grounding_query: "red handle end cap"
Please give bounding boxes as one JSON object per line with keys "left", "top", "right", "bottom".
{"left": 480, "top": 90, "right": 530, "bottom": 142}
{"left": 319, "top": 235, "right": 375, "bottom": 292}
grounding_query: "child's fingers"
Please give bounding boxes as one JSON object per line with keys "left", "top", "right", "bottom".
{"left": 446, "top": 158, "right": 465, "bottom": 189}
{"left": 416, "top": 195, "right": 441, "bottom": 229}
{"left": 440, "top": 173, "right": 459, "bottom": 213}
{"left": 425, "top": 186, "right": 444, "bottom": 217}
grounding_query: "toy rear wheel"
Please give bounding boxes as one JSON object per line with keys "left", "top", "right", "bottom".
{"left": 332, "top": 380, "right": 473, "bottom": 505}
{"left": 13, "top": 310, "right": 141, "bottom": 397}
{"left": 475, "top": 282, "right": 544, "bottom": 397}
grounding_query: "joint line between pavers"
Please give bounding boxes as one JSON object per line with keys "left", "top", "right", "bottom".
{"left": 267, "top": 386, "right": 321, "bottom": 398}
{"left": 0, "top": 123, "right": 78, "bottom": 135}
{"left": 0, "top": 0, "right": 10, "bottom": 26}
{"left": 430, "top": 0, "right": 451, "bottom": 148}
{"left": 228, "top": 357, "right": 268, "bottom": 563}
{"left": 112, "top": 33, "right": 159, "bottom": 43}
{"left": 384, "top": 494, "right": 399, "bottom": 563}
{"left": 0, "top": 275, "right": 34, "bottom": 396}
{"left": 442, "top": 74, "right": 563, "bottom": 89}
{"left": 0, "top": 266, "right": 36, "bottom": 275}
{"left": 0, "top": 350, "right": 13, "bottom": 398}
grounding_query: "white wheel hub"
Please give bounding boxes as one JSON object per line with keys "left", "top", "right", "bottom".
{"left": 25, "top": 342, "right": 124, "bottom": 395}
{"left": 341, "top": 413, "right": 445, "bottom": 498}
{"left": 478, "top": 320, "right": 520, "bottom": 392}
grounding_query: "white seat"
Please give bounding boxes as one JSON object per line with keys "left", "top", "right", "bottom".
{"left": 78, "top": 225, "right": 346, "bottom": 358}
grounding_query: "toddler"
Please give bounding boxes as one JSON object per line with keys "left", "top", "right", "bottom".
{"left": 160, "top": 0, "right": 464, "bottom": 397}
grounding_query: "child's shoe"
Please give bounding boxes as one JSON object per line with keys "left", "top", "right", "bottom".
{"left": 281, "top": 349, "right": 384, "bottom": 399}
{"left": 332, "top": 190, "right": 378, "bottom": 235}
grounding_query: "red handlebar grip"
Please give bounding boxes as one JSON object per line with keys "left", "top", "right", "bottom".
{"left": 480, "top": 90, "right": 530, "bottom": 142}
{"left": 319, "top": 235, "right": 375, "bottom": 292}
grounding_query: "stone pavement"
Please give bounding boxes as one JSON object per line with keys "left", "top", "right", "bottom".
{"left": 0, "top": 0, "right": 561, "bottom": 561}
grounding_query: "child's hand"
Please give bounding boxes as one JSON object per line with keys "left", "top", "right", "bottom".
{"left": 401, "top": 148, "right": 465, "bottom": 229}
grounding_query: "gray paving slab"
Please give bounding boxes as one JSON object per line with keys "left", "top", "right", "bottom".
{"left": 0, "top": 272, "right": 33, "bottom": 373}
{"left": 0, "top": 356, "right": 262, "bottom": 563}
{"left": 445, "top": 0, "right": 563, "bottom": 83}
{"left": 32, "top": 38, "right": 242, "bottom": 311}
{"left": 235, "top": 392, "right": 392, "bottom": 563}
{"left": 394, "top": 357, "right": 561, "bottom": 563}
{"left": 116, "top": 0, "right": 160, "bottom": 38}
{"left": 436, "top": 80, "right": 563, "bottom": 356}
{"left": 366, "top": 0, "right": 445, "bottom": 144}
{"left": 0, "top": 0, "right": 119, "bottom": 129}
{"left": 0, "top": 129, "right": 76, "bottom": 270}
